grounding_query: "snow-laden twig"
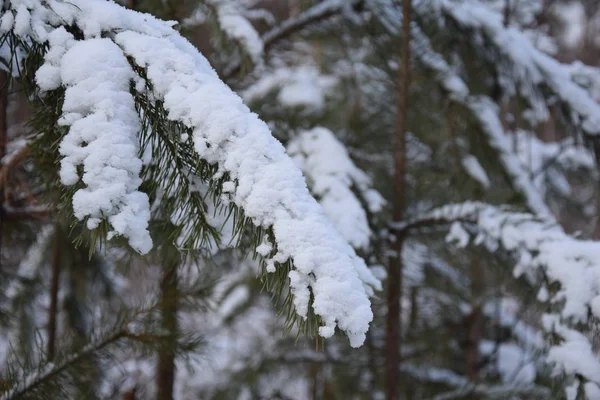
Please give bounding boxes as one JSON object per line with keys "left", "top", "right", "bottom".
{"left": 2, "top": 0, "right": 380, "bottom": 347}
{"left": 223, "top": 0, "right": 362, "bottom": 79}
{"left": 40, "top": 35, "right": 152, "bottom": 254}
{"left": 243, "top": 65, "right": 337, "bottom": 111}
{"left": 115, "top": 28, "right": 380, "bottom": 345}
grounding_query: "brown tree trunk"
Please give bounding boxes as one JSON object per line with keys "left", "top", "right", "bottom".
{"left": 156, "top": 263, "right": 178, "bottom": 400}
{"left": 47, "top": 227, "right": 61, "bottom": 361}
{"left": 123, "top": 388, "right": 137, "bottom": 400}
{"left": 385, "top": 1, "right": 412, "bottom": 399}
{"left": 408, "top": 286, "right": 418, "bottom": 337}
{"left": 310, "top": 362, "right": 324, "bottom": 400}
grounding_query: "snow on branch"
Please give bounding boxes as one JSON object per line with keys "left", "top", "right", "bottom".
{"left": 369, "top": 7, "right": 554, "bottom": 218}
{"left": 402, "top": 363, "right": 550, "bottom": 399}
{"left": 202, "top": 0, "right": 264, "bottom": 66}
{"left": 410, "top": 24, "right": 553, "bottom": 220}
{"left": 223, "top": 0, "right": 362, "bottom": 79}
{"left": 513, "top": 129, "right": 597, "bottom": 197}
{"left": 37, "top": 32, "right": 152, "bottom": 254}
{"left": 261, "top": 0, "right": 359, "bottom": 48}
{"left": 1, "top": 0, "right": 380, "bottom": 347}
{"left": 243, "top": 65, "right": 337, "bottom": 111}
{"left": 287, "top": 127, "right": 384, "bottom": 250}
{"left": 401, "top": 201, "right": 600, "bottom": 393}
{"left": 366, "top": 9, "right": 600, "bottom": 393}
{"left": 428, "top": 0, "right": 600, "bottom": 138}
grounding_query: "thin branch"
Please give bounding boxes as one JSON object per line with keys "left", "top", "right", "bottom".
{"left": 431, "top": 382, "right": 550, "bottom": 400}
{"left": 0, "top": 69, "right": 8, "bottom": 270}
{"left": 222, "top": 0, "right": 363, "bottom": 80}
{"left": 0, "top": 330, "right": 128, "bottom": 400}
{"left": 0, "top": 144, "right": 31, "bottom": 192}
{"left": 3, "top": 206, "right": 51, "bottom": 220}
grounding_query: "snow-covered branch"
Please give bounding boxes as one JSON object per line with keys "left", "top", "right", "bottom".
{"left": 223, "top": 0, "right": 362, "bottom": 79}
{"left": 426, "top": 0, "right": 600, "bottom": 145}
{"left": 404, "top": 202, "right": 600, "bottom": 394}
{"left": 1, "top": 0, "right": 380, "bottom": 347}
{"left": 410, "top": 24, "right": 553, "bottom": 219}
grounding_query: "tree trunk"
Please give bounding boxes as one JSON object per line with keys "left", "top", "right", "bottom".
{"left": 47, "top": 227, "right": 61, "bottom": 361}
{"left": 310, "top": 362, "right": 324, "bottom": 400}
{"left": 123, "top": 388, "right": 136, "bottom": 400}
{"left": 408, "top": 286, "right": 418, "bottom": 334}
{"left": 156, "top": 263, "right": 178, "bottom": 400}
{"left": 385, "top": 1, "right": 412, "bottom": 399}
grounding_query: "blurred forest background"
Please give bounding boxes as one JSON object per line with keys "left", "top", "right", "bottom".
{"left": 2, "top": 0, "right": 600, "bottom": 399}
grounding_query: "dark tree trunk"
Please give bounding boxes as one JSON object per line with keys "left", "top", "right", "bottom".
{"left": 385, "top": 1, "right": 412, "bottom": 399}
{"left": 156, "top": 263, "right": 178, "bottom": 400}
{"left": 47, "top": 227, "right": 61, "bottom": 361}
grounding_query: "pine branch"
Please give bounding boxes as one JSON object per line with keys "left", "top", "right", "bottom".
{"left": 409, "top": 23, "right": 553, "bottom": 220}
{"left": 3, "top": 0, "right": 380, "bottom": 348}
{"left": 430, "top": 383, "right": 550, "bottom": 400}
{"left": 0, "top": 330, "right": 127, "bottom": 400}
{"left": 423, "top": 0, "right": 600, "bottom": 162}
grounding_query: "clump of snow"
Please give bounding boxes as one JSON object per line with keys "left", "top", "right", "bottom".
{"left": 243, "top": 65, "right": 337, "bottom": 111}
{"left": 513, "top": 129, "right": 596, "bottom": 197}
{"left": 287, "top": 127, "right": 383, "bottom": 250}
{"left": 446, "top": 222, "right": 469, "bottom": 248}
{"left": 480, "top": 341, "right": 536, "bottom": 384}
{"left": 207, "top": 0, "right": 264, "bottom": 65}
{"left": 552, "top": 2, "right": 586, "bottom": 49}
{"left": 36, "top": 31, "right": 152, "bottom": 254}
{"left": 544, "top": 315, "right": 600, "bottom": 383}
{"left": 461, "top": 154, "right": 490, "bottom": 188}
